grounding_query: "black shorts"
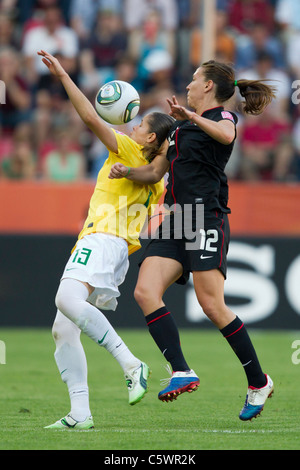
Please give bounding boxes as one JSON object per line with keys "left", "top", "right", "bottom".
{"left": 139, "top": 210, "right": 230, "bottom": 285}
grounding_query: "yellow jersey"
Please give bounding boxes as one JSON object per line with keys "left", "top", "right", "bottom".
{"left": 76, "top": 129, "right": 164, "bottom": 255}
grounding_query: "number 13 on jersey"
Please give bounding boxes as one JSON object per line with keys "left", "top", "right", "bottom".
{"left": 72, "top": 248, "right": 92, "bottom": 266}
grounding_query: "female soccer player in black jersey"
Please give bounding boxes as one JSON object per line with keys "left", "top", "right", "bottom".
{"left": 109, "top": 60, "right": 276, "bottom": 421}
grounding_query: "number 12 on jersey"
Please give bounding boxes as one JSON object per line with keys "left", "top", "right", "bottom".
{"left": 199, "top": 229, "right": 218, "bottom": 252}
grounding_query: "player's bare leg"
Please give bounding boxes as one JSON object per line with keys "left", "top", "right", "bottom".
{"left": 135, "top": 257, "right": 199, "bottom": 401}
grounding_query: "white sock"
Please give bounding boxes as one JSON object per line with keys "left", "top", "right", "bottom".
{"left": 108, "top": 340, "right": 141, "bottom": 372}
{"left": 55, "top": 279, "right": 141, "bottom": 372}
{"left": 69, "top": 386, "right": 90, "bottom": 422}
{"left": 53, "top": 310, "right": 91, "bottom": 421}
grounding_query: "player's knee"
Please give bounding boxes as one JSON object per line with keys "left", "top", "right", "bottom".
{"left": 55, "top": 282, "right": 76, "bottom": 315}
{"left": 199, "top": 297, "right": 221, "bottom": 323}
{"left": 134, "top": 284, "right": 147, "bottom": 307}
{"left": 134, "top": 284, "right": 160, "bottom": 310}
{"left": 55, "top": 290, "right": 67, "bottom": 314}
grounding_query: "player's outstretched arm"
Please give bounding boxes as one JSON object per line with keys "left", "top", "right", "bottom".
{"left": 37, "top": 50, "right": 118, "bottom": 153}
{"left": 109, "top": 148, "right": 170, "bottom": 184}
{"left": 167, "top": 95, "right": 235, "bottom": 145}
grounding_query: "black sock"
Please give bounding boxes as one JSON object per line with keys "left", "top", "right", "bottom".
{"left": 146, "top": 306, "right": 190, "bottom": 372}
{"left": 220, "top": 316, "right": 266, "bottom": 388}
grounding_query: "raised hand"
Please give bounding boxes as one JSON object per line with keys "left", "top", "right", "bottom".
{"left": 37, "top": 50, "right": 67, "bottom": 79}
{"left": 166, "top": 95, "right": 193, "bottom": 121}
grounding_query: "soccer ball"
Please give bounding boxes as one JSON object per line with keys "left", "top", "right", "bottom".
{"left": 95, "top": 80, "right": 140, "bottom": 125}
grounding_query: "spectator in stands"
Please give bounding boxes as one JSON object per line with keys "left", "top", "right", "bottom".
{"left": 33, "top": 89, "right": 87, "bottom": 173}
{"left": 70, "top": 0, "right": 123, "bottom": 42}
{"left": 139, "top": 49, "right": 175, "bottom": 95}
{"left": 189, "top": 9, "right": 236, "bottom": 67}
{"left": 0, "top": 47, "right": 31, "bottom": 133}
{"left": 127, "top": 8, "right": 176, "bottom": 91}
{"left": 22, "top": 4, "right": 78, "bottom": 87}
{"left": 0, "top": 125, "right": 36, "bottom": 180}
{"left": 217, "top": 0, "right": 230, "bottom": 11}
{"left": 235, "top": 22, "right": 286, "bottom": 70}
{"left": 175, "top": 0, "right": 201, "bottom": 84}
{"left": 0, "top": 12, "right": 19, "bottom": 48}
{"left": 275, "top": 0, "right": 300, "bottom": 34}
{"left": 0, "top": 142, "right": 36, "bottom": 180}
{"left": 0, "top": 0, "right": 17, "bottom": 14}
{"left": 88, "top": 136, "right": 109, "bottom": 179}
{"left": 16, "top": 0, "right": 71, "bottom": 25}
{"left": 275, "top": 0, "right": 300, "bottom": 80}
{"left": 227, "top": 0, "right": 275, "bottom": 35}
{"left": 239, "top": 107, "right": 294, "bottom": 181}
{"left": 123, "top": 0, "right": 178, "bottom": 32}
{"left": 77, "top": 49, "right": 103, "bottom": 98}
{"left": 113, "top": 55, "right": 140, "bottom": 91}
{"left": 42, "top": 127, "right": 86, "bottom": 182}
{"left": 32, "top": 88, "right": 56, "bottom": 154}
{"left": 140, "top": 86, "right": 177, "bottom": 118}
{"left": 176, "top": 0, "right": 201, "bottom": 28}
{"left": 81, "top": 10, "right": 127, "bottom": 85}
{"left": 286, "top": 31, "right": 300, "bottom": 80}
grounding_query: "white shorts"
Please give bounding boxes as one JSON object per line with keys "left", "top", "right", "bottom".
{"left": 61, "top": 232, "right": 129, "bottom": 311}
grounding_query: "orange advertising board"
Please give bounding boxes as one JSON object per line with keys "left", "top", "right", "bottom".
{"left": 0, "top": 181, "right": 299, "bottom": 236}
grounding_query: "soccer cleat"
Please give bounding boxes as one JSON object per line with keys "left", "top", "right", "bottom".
{"left": 44, "top": 414, "right": 94, "bottom": 430}
{"left": 158, "top": 365, "right": 200, "bottom": 402}
{"left": 125, "top": 361, "right": 150, "bottom": 405}
{"left": 239, "top": 374, "right": 274, "bottom": 421}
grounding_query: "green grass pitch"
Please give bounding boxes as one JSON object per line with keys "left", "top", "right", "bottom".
{"left": 0, "top": 328, "right": 299, "bottom": 450}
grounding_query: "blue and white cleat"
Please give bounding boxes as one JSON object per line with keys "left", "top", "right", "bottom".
{"left": 158, "top": 365, "right": 200, "bottom": 402}
{"left": 239, "top": 374, "right": 274, "bottom": 421}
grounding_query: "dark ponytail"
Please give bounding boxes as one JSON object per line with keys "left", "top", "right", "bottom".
{"left": 142, "top": 112, "right": 175, "bottom": 161}
{"left": 235, "top": 79, "right": 277, "bottom": 115}
{"left": 202, "top": 60, "right": 277, "bottom": 115}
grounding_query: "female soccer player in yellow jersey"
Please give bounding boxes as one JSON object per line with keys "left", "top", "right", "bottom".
{"left": 37, "top": 50, "right": 174, "bottom": 430}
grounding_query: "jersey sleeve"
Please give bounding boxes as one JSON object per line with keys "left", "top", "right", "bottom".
{"left": 220, "top": 110, "right": 238, "bottom": 125}
{"left": 111, "top": 128, "right": 143, "bottom": 165}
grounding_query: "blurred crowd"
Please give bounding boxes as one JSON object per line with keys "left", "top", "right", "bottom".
{"left": 0, "top": 0, "right": 300, "bottom": 183}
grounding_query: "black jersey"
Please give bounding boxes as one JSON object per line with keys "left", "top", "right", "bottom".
{"left": 164, "top": 106, "right": 238, "bottom": 214}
